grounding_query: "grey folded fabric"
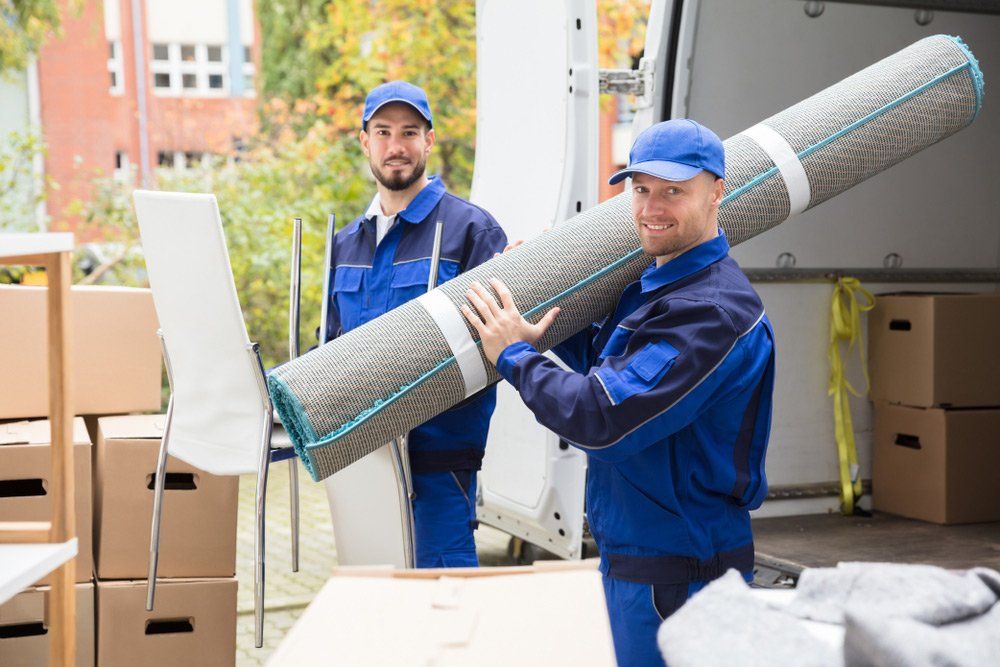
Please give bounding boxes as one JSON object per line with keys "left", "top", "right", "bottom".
{"left": 657, "top": 570, "right": 840, "bottom": 667}
{"left": 841, "top": 567, "right": 1000, "bottom": 667}
{"left": 787, "top": 563, "right": 1000, "bottom": 625}
{"left": 786, "top": 564, "right": 1000, "bottom": 667}
{"left": 658, "top": 565, "right": 1000, "bottom": 667}
{"left": 845, "top": 601, "right": 1000, "bottom": 667}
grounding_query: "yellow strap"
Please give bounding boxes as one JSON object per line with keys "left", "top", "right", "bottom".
{"left": 828, "top": 277, "right": 875, "bottom": 515}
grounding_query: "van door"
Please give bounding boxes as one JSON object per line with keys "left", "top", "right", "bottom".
{"left": 646, "top": 0, "right": 1000, "bottom": 515}
{"left": 471, "top": 0, "right": 599, "bottom": 559}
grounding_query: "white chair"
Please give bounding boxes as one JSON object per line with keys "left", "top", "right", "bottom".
{"left": 133, "top": 190, "right": 300, "bottom": 648}
{"left": 319, "top": 215, "right": 420, "bottom": 570}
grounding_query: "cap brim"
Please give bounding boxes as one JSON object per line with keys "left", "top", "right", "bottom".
{"left": 363, "top": 99, "right": 433, "bottom": 127}
{"left": 608, "top": 160, "right": 704, "bottom": 185}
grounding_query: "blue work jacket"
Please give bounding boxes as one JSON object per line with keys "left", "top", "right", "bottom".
{"left": 496, "top": 232, "right": 774, "bottom": 574}
{"left": 325, "top": 177, "right": 507, "bottom": 469}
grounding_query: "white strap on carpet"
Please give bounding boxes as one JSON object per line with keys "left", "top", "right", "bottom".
{"left": 417, "top": 290, "right": 488, "bottom": 398}
{"left": 741, "top": 123, "right": 811, "bottom": 217}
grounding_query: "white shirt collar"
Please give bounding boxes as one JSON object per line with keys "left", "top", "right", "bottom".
{"left": 365, "top": 192, "right": 384, "bottom": 220}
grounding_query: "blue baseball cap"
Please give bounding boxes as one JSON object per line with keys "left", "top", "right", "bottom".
{"left": 362, "top": 81, "right": 433, "bottom": 130}
{"left": 609, "top": 119, "right": 725, "bottom": 185}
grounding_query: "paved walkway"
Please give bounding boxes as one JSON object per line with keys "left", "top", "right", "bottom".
{"left": 234, "top": 462, "right": 515, "bottom": 666}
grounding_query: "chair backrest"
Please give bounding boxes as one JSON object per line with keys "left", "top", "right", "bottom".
{"left": 133, "top": 190, "right": 265, "bottom": 475}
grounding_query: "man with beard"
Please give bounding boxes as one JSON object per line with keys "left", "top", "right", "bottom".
{"left": 323, "top": 81, "right": 507, "bottom": 567}
{"left": 461, "top": 119, "right": 775, "bottom": 665}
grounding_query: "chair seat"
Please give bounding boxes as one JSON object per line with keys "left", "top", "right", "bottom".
{"left": 271, "top": 425, "right": 293, "bottom": 449}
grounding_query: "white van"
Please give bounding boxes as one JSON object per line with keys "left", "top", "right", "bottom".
{"left": 471, "top": 0, "right": 1000, "bottom": 576}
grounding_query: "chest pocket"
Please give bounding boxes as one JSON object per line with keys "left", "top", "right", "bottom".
{"left": 389, "top": 260, "right": 461, "bottom": 308}
{"left": 390, "top": 260, "right": 431, "bottom": 310}
{"left": 333, "top": 266, "right": 365, "bottom": 331}
{"left": 599, "top": 340, "right": 680, "bottom": 405}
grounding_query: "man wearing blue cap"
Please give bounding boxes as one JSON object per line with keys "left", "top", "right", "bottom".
{"left": 323, "top": 81, "right": 507, "bottom": 568}
{"left": 462, "top": 119, "right": 775, "bottom": 666}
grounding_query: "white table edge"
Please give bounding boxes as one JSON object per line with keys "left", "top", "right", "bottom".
{"left": 0, "top": 233, "right": 75, "bottom": 259}
{"left": 0, "top": 538, "right": 79, "bottom": 605}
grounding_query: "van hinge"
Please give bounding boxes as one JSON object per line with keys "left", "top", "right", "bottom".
{"left": 598, "top": 58, "right": 653, "bottom": 98}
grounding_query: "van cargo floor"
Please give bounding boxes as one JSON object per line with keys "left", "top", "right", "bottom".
{"left": 752, "top": 512, "right": 1000, "bottom": 577}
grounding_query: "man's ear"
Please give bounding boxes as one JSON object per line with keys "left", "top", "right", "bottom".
{"left": 359, "top": 129, "right": 370, "bottom": 157}
{"left": 712, "top": 178, "right": 726, "bottom": 207}
{"left": 425, "top": 128, "right": 436, "bottom": 154}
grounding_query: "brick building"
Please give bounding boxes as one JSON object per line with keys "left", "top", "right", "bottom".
{"left": 35, "top": 0, "right": 259, "bottom": 230}
{"left": 6, "top": 0, "right": 631, "bottom": 233}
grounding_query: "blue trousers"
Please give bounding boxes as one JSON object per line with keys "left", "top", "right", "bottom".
{"left": 412, "top": 470, "right": 479, "bottom": 568}
{"left": 602, "top": 576, "right": 693, "bottom": 667}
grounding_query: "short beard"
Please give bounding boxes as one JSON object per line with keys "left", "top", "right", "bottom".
{"left": 370, "top": 155, "right": 427, "bottom": 192}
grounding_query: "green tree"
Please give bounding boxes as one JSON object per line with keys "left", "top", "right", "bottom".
{"left": 262, "top": 0, "right": 649, "bottom": 196}
{"left": 65, "top": 0, "right": 652, "bottom": 366}
{"left": 0, "top": 129, "right": 49, "bottom": 283}
{"left": 0, "top": 0, "right": 76, "bottom": 73}
{"left": 0, "top": 129, "right": 46, "bottom": 229}
{"left": 307, "top": 0, "right": 478, "bottom": 196}
{"left": 258, "top": 0, "right": 330, "bottom": 103}
{"left": 69, "top": 107, "right": 372, "bottom": 369}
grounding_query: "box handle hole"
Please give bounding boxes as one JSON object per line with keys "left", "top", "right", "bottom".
{"left": 146, "top": 473, "right": 198, "bottom": 491}
{"left": 889, "top": 319, "right": 912, "bottom": 331}
{"left": 0, "top": 622, "right": 48, "bottom": 639}
{"left": 894, "top": 433, "right": 922, "bottom": 450}
{"left": 0, "top": 478, "right": 47, "bottom": 498}
{"left": 145, "top": 618, "right": 194, "bottom": 635}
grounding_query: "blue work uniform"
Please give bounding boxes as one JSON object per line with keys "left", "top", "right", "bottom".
{"left": 495, "top": 232, "right": 774, "bottom": 666}
{"left": 325, "top": 176, "right": 507, "bottom": 568}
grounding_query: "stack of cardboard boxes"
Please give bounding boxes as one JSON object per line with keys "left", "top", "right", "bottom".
{"left": 91, "top": 415, "right": 239, "bottom": 666}
{"left": 0, "top": 285, "right": 238, "bottom": 666}
{"left": 0, "top": 418, "right": 96, "bottom": 666}
{"left": 869, "top": 292, "right": 1000, "bottom": 524}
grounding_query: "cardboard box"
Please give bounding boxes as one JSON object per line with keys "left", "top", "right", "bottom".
{"left": 268, "top": 560, "right": 615, "bottom": 665}
{"left": 0, "top": 582, "right": 95, "bottom": 667}
{"left": 96, "top": 578, "right": 236, "bottom": 667}
{"left": 873, "top": 402, "right": 1000, "bottom": 524}
{"left": 0, "top": 418, "right": 94, "bottom": 583}
{"left": 94, "top": 415, "right": 238, "bottom": 579}
{"left": 0, "top": 284, "right": 162, "bottom": 420}
{"left": 869, "top": 292, "right": 1000, "bottom": 408}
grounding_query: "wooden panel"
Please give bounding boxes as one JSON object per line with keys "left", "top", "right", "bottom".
{"left": 0, "top": 253, "right": 53, "bottom": 267}
{"left": 46, "top": 252, "right": 76, "bottom": 667}
{"left": 0, "top": 521, "right": 52, "bottom": 543}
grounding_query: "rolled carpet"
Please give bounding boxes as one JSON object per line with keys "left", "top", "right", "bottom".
{"left": 270, "top": 34, "right": 983, "bottom": 481}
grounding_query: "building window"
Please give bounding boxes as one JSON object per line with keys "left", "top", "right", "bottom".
{"left": 113, "top": 150, "right": 131, "bottom": 180}
{"left": 156, "top": 151, "right": 175, "bottom": 168}
{"left": 241, "top": 45, "right": 256, "bottom": 98}
{"left": 156, "top": 150, "right": 214, "bottom": 171}
{"left": 184, "top": 151, "right": 206, "bottom": 168}
{"left": 150, "top": 42, "right": 229, "bottom": 97}
{"left": 108, "top": 41, "right": 124, "bottom": 95}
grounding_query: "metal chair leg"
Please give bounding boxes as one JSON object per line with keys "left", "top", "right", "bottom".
{"left": 254, "top": 405, "right": 275, "bottom": 648}
{"left": 388, "top": 437, "right": 416, "bottom": 568}
{"left": 289, "top": 459, "right": 299, "bottom": 572}
{"left": 254, "top": 454, "right": 270, "bottom": 647}
{"left": 146, "top": 395, "right": 174, "bottom": 611}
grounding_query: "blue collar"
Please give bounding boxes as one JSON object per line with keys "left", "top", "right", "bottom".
{"left": 349, "top": 176, "right": 447, "bottom": 234}
{"left": 640, "top": 231, "right": 730, "bottom": 294}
